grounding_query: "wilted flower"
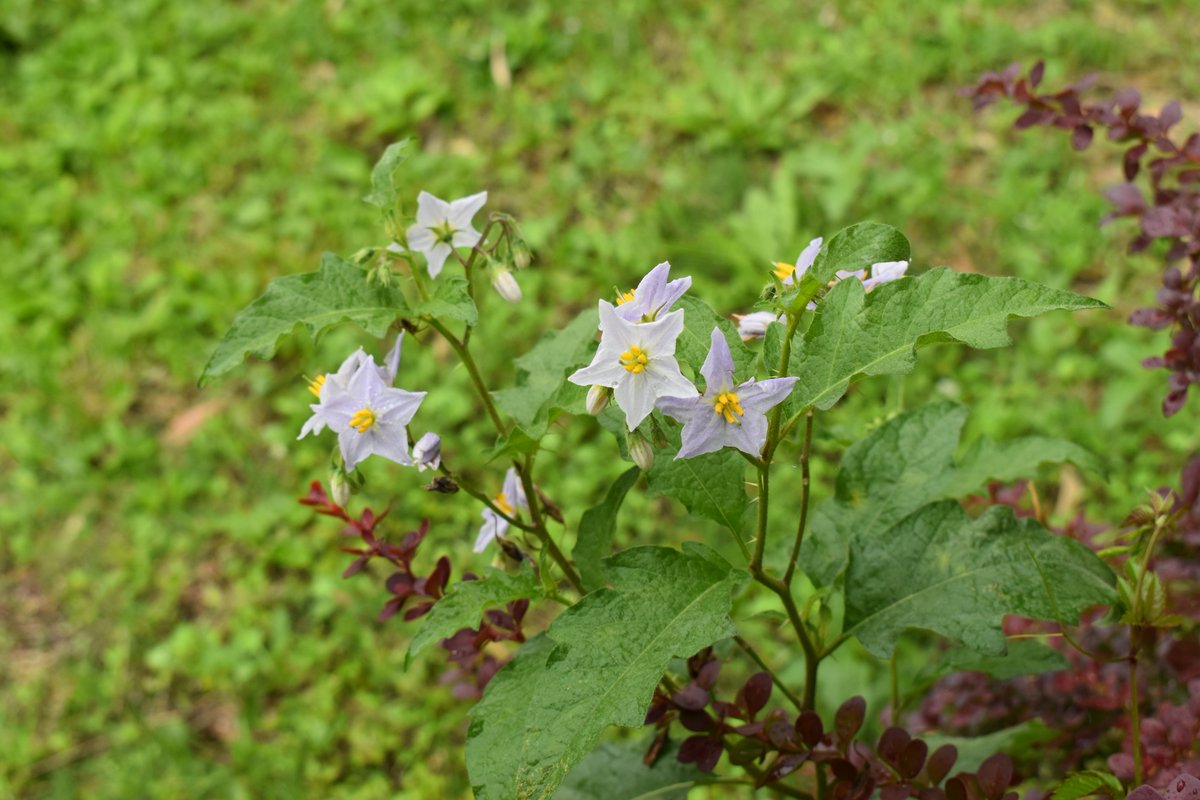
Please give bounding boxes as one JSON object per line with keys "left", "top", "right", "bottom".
{"left": 610, "top": 261, "right": 691, "bottom": 324}
{"left": 569, "top": 301, "right": 697, "bottom": 429}
{"left": 657, "top": 328, "right": 798, "bottom": 459}
{"left": 490, "top": 265, "right": 522, "bottom": 303}
{"left": 412, "top": 432, "right": 442, "bottom": 471}
{"left": 405, "top": 190, "right": 488, "bottom": 279}
{"left": 474, "top": 467, "right": 528, "bottom": 553}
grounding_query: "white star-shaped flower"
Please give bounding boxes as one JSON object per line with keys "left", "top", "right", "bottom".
{"left": 474, "top": 467, "right": 527, "bottom": 553}
{"left": 569, "top": 300, "right": 697, "bottom": 429}
{"left": 405, "top": 190, "right": 488, "bottom": 278}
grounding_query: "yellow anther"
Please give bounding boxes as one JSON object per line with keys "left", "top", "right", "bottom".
{"left": 306, "top": 374, "right": 326, "bottom": 398}
{"left": 713, "top": 392, "right": 744, "bottom": 425}
{"left": 619, "top": 345, "right": 650, "bottom": 374}
{"left": 773, "top": 261, "right": 795, "bottom": 281}
{"left": 349, "top": 408, "right": 377, "bottom": 433}
{"left": 494, "top": 491, "right": 515, "bottom": 517}
{"left": 616, "top": 289, "right": 636, "bottom": 305}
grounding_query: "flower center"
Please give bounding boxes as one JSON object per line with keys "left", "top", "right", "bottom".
{"left": 306, "top": 374, "right": 326, "bottom": 398}
{"left": 616, "top": 288, "right": 635, "bottom": 305}
{"left": 773, "top": 261, "right": 795, "bottom": 281}
{"left": 494, "top": 491, "right": 514, "bottom": 516}
{"left": 349, "top": 408, "right": 377, "bottom": 433}
{"left": 431, "top": 219, "right": 456, "bottom": 245}
{"left": 619, "top": 345, "right": 650, "bottom": 374}
{"left": 713, "top": 392, "right": 744, "bottom": 425}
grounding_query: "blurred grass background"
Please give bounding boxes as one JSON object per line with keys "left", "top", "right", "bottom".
{"left": 2, "top": 0, "right": 1199, "bottom": 797}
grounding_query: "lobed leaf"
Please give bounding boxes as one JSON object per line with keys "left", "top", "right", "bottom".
{"left": 201, "top": 253, "right": 411, "bottom": 384}
{"left": 842, "top": 500, "right": 1116, "bottom": 658}
{"left": 799, "top": 402, "right": 1103, "bottom": 585}
{"left": 413, "top": 273, "right": 478, "bottom": 326}
{"left": 673, "top": 296, "right": 755, "bottom": 383}
{"left": 363, "top": 139, "right": 412, "bottom": 211}
{"left": 808, "top": 221, "right": 912, "bottom": 284}
{"left": 787, "top": 268, "right": 1107, "bottom": 413}
{"left": 553, "top": 739, "right": 702, "bottom": 800}
{"left": 466, "top": 543, "right": 744, "bottom": 800}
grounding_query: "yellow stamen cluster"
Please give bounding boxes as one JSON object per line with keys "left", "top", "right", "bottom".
{"left": 619, "top": 345, "right": 650, "bottom": 374}
{"left": 713, "top": 392, "right": 744, "bottom": 425}
{"left": 349, "top": 408, "right": 377, "bottom": 433}
{"left": 616, "top": 288, "right": 636, "bottom": 305}
{"left": 773, "top": 261, "right": 795, "bottom": 281}
{"left": 307, "top": 374, "right": 326, "bottom": 398}
{"left": 494, "top": 491, "right": 514, "bottom": 516}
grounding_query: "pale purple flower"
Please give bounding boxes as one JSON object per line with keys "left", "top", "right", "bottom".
{"left": 320, "top": 364, "right": 426, "bottom": 471}
{"left": 733, "top": 311, "right": 784, "bottom": 341}
{"left": 657, "top": 328, "right": 797, "bottom": 459}
{"left": 610, "top": 261, "right": 691, "bottom": 324}
{"left": 862, "top": 260, "right": 909, "bottom": 291}
{"left": 299, "top": 335, "right": 405, "bottom": 438}
{"left": 474, "top": 467, "right": 528, "bottom": 552}
{"left": 405, "top": 190, "right": 488, "bottom": 279}
{"left": 569, "top": 301, "right": 697, "bottom": 429}
{"left": 772, "top": 236, "right": 823, "bottom": 286}
{"left": 412, "top": 432, "right": 442, "bottom": 471}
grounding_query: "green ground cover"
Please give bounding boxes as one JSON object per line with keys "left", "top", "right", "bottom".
{"left": 2, "top": 1, "right": 1198, "bottom": 796}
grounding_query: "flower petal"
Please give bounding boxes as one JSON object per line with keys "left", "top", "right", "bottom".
{"left": 448, "top": 190, "right": 488, "bottom": 230}
{"left": 700, "top": 327, "right": 735, "bottom": 393}
{"left": 614, "top": 373, "right": 657, "bottom": 429}
{"left": 793, "top": 236, "right": 823, "bottom": 280}
{"left": 416, "top": 191, "right": 452, "bottom": 226}
{"left": 738, "top": 377, "right": 797, "bottom": 415}
{"left": 425, "top": 242, "right": 452, "bottom": 278}
{"left": 381, "top": 333, "right": 403, "bottom": 385}
{"left": 676, "top": 406, "right": 726, "bottom": 459}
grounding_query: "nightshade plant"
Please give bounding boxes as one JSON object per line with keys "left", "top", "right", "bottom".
{"left": 204, "top": 139, "right": 1131, "bottom": 798}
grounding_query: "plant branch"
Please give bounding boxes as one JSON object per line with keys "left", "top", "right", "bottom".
{"left": 752, "top": 568, "right": 821, "bottom": 710}
{"left": 783, "top": 408, "right": 814, "bottom": 586}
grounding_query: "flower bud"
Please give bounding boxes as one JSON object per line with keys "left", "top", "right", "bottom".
{"left": 490, "top": 265, "right": 522, "bottom": 303}
{"left": 511, "top": 239, "right": 532, "bottom": 270}
{"left": 586, "top": 385, "right": 611, "bottom": 416}
{"left": 412, "top": 432, "right": 442, "bottom": 472}
{"left": 330, "top": 470, "right": 352, "bottom": 507}
{"left": 628, "top": 432, "right": 655, "bottom": 472}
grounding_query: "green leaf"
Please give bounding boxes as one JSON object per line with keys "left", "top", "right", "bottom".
{"left": 929, "top": 639, "right": 1069, "bottom": 681}
{"left": 201, "top": 253, "right": 410, "bottom": 384}
{"left": 414, "top": 274, "right": 478, "bottom": 326}
{"left": 554, "top": 739, "right": 702, "bottom": 800}
{"left": 808, "top": 221, "right": 912, "bottom": 284}
{"left": 573, "top": 467, "right": 641, "bottom": 591}
{"left": 407, "top": 565, "right": 541, "bottom": 662}
{"left": 923, "top": 720, "right": 1056, "bottom": 774}
{"left": 787, "top": 268, "right": 1107, "bottom": 413}
{"left": 1052, "top": 771, "right": 1124, "bottom": 800}
{"left": 799, "top": 402, "right": 1103, "bottom": 585}
{"left": 842, "top": 501, "right": 1115, "bottom": 658}
{"left": 363, "top": 139, "right": 412, "bottom": 211}
{"left": 492, "top": 307, "right": 600, "bottom": 437}
{"left": 673, "top": 296, "right": 755, "bottom": 383}
{"left": 646, "top": 447, "right": 748, "bottom": 533}
{"left": 467, "top": 543, "right": 744, "bottom": 800}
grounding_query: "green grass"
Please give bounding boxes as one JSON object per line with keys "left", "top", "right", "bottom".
{"left": 2, "top": 0, "right": 1198, "bottom": 796}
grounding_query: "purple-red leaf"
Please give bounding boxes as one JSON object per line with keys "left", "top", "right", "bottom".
{"left": 977, "top": 754, "right": 1014, "bottom": 800}
{"left": 1072, "top": 124, "right": 1094, "bottom": 151}
{"left": 899, "top": 739, "right": 929, "bottom": 779}
{"left": 677, "top": 735, "right": 723, "bottom": 773}
{"left": 797, "top": 710, "right": 825, "bottom": 747}
{"left": 927, "top": 744, "right": 958, "bottom": 786}
{"left": 673, "top": 682, "right": 710, "bottom": 711}
{"left": 740, "top": 672, "right": 773, "bottom": 717}
{"left": 835, "top": 696, "right": 866, "bottom": 748}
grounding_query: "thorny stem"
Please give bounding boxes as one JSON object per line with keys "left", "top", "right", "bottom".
{"left": 752, "top": 466, "right": 770, "bottom": 574}
{"left": 783, "top": 409, "right": 814, "bottom": 586}
{"left": 734, "top": 635, "right": 805, "bottom": 713}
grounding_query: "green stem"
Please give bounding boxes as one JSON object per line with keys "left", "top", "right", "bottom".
{"left": 437, "top": 464, "right": 535, "bottom": 533}
{"left": 783, "top": 408, "right": 814, "bottom": 586}
{"left": 1130, "top": 646, "right": 1143, "bottom": 785}
{"left": 752, "top": 466, "right": 770, "bottom": 573}
{"left": 518, "top": 451, "right": 585, "bottom": 594}
{"left": 752, "top": 568, "right": 820, "bottom": 709}
{"left": 426, "top": 317, "right": 506, "bottom": 433}
{"left": 734, "top": 635, "right": 805, "bottom": 713}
